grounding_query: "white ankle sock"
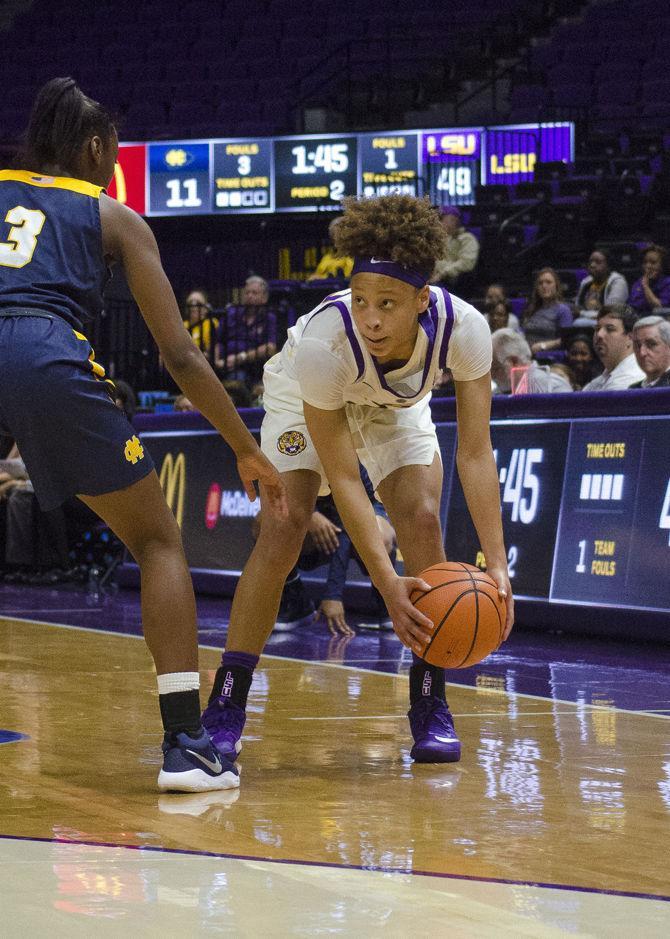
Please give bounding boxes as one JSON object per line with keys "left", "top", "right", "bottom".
{"left": 157, "top": 672, "right": 200, "bottom": 695}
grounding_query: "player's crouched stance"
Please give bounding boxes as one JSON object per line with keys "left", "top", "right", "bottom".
{"left": 0, "top": 79, "right": 287, "bottom": 793}
{"left": 203, "top": 195, "right": 514, "bottom": 766}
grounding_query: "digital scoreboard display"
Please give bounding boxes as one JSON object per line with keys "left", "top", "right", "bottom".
{"left": 483, "top": 122, "right": 574, "bottom": 185}
{"left": 137, "top": 407, "right": 670, "bottom": 618}
{"left": 273, "top": 135, "right": 358, "bottom": 211}
{"left": 109, "top": 143, "right": 147, "bottom": 215}
{"left": 358, "top": 132, "right": 420, "bottom": 198}
{"left": 148, "top": 142, "right": 210, "bottom": 215}
{"left": 551, "top": 418, "right": 670, "bottom": 611}
{"left": 421, "top": 128, "right": 482, "bottom": 207}
{"left": 212, "top": 139, "right": 273, "bottom": 213}
{"left": 445, "top": 422, "right": 569, "bottom": 598}
{"left": 115, "top": 122, "right": 574, "bottom": 217}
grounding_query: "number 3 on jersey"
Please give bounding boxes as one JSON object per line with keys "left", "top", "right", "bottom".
{"left": 0, "top": 206, "right": 46, "bottom": 268}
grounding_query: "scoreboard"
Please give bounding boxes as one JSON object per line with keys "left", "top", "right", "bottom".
{"left": 134, "top": 405, "right": 670, "bottom": 620}
{"left": 115, "top": 121, "right": 574, "bottom": 217}
{"left": 445, "top": 414, "right": 670, "bottom": 613}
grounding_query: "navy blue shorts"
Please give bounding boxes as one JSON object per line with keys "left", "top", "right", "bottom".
{"left": 0, "top": 310, "right": 154, "bottom": 511}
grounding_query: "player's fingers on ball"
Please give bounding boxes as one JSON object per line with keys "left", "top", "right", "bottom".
{"left": 409, "top": 603, "right": 433, "bottom": 633}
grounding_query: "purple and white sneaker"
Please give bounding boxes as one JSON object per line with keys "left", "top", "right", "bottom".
{"left": 201, "top": 697, "right": 246, "bottom": 762}
{"left": 408, "top": 697, "right": 461, "bottom": 763}
{"left": 158, "top": 728, "right": 240, "bottom": 792}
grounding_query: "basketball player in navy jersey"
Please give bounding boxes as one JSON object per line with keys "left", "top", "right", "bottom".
{"left": 0, "top": 79, "right": 286, "bottom": 792}
{"left": 204, "top": 195, "right": 513, "bottom": 766}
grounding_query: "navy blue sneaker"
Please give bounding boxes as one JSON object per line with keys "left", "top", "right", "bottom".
{"left": 157, "top": 728, "right": 240, "bottom": 792}
{"left": 201, "top": 697, "right": 246, "bottom": 762}
{"left": 408, "top": 697, "right": 461, "bottom": 763}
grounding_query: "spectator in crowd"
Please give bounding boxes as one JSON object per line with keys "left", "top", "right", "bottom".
{"left": 183, "top": 289, "right": 218, "bottom": 357}
{"left": 575, "top": 249, "right": 629, "bottom": 318}
{"left": 563, "top": 330, "right": 600, "bottom": 390}
{"left": 629, "top": 244, "right": 670, "bottom": 315}
{"left": 481, "top": 283, "right": 521, "bottom": 331}
{"left": 491, "top": 328, "right": 573, "bottom": 394}
{"left": 216, "top": 275, "right": 278, "bottom": 384}
{"left": 222, "top": 379, "right": 252, "bottom": 408}
{"left": 629, "top": 315, "right": 670, "bottom": 387}
{"left": 432, "top": 206, "right": 480, "bottom": 289}
{"left": 488, "top": 299, "right": 514, "bottom": 333}
{"left": 173, "top": 393, "right": 196, "bottom": 412}
{"left": 307, "top": 218, "right": 353, "bottom": 282}
{"left": 582, "top": 304, "right": 645, "bottom": 391}
{"left": 431, "top": 367, "right": 456, "bottom": 397}
{"left": 0, "top": 444, "right": 71, "bottom": 583}
{"left": 247, "top": 379, "right": 264, "bottom": 407}
{"left": 522, "top": 268, "right": 574, "bottom": 354}
{"left": 549, "top": 362, "right": 578, "bottom": 390}
{"left": 113, "top": 379, "right": 137, "bottom": 422}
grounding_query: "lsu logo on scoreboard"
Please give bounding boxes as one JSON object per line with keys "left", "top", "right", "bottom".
{"left": 489, "top": 152, "right": 537, "bottom": 175}
{"left": 164, "top": 148, "right": 194, "bottom": 169}
{"left": 426, "top": 133, "right": 478, "bottom": 157}
{"left": 159, "top": 452, "right": 186, "bottom": 528}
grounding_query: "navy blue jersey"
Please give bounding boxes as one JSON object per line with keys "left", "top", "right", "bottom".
{"left": 0, "top": 169, "right": 107, "bottom": 330}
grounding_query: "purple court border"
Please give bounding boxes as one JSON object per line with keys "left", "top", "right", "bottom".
{"left": 1, "top": 833, "right": 668, "bottom": 904}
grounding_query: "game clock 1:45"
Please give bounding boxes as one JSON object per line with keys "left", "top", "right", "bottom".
{"left": 273, "top": 136, "right": 358, "bottom": 211}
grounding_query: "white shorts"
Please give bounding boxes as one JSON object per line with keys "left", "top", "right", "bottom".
{"left": 260, "top": 367, "right": 439, "bottom": 493}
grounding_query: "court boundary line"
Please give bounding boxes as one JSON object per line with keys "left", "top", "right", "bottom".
{"left": 0, "top": 833, "right": 668, "bottom": 904}
{"left": 1, "top": 613, "right": 669, "bottom": 721}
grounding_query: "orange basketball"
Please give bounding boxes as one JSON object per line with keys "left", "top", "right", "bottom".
{"left": 411, "top": 562, "right": 506, "bottom": 668}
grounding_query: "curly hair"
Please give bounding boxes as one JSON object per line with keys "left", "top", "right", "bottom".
{"left": 332, "top": 195, "right": 448, "bottom": 278}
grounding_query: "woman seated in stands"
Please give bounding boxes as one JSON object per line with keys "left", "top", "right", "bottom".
{"left": 629, "top": 244, "right": 670, "bottom": 315}
{"left": 575, "top": 249, "right": 629, "bottom": 318}
{"left": 564, "top": 331, "right": 600, "bottom": 390}
{"left": 521, "top": 267, "right": 574, "bottom": 355}
{"left": 481, "top": 283, "right": 520, "bottom": 331}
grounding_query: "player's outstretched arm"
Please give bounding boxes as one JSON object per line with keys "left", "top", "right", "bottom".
{"left": 99, "top": 196, "right": 286, "bottom": 518}
{"left": 304, "top": 402, "right": 433, "bottom": 652}
{"left": 454, "top": 373, "right": 514, "bottom": 638}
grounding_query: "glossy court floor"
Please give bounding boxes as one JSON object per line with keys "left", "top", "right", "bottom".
{"left": 0, "top": 583, "right": 669, "bottom": 936}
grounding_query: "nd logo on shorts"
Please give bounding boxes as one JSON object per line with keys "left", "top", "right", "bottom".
{"left": 124, "top": 435, "right": 145, "bottom": 464}
{"left": 277, "top": 430, "right": 307, "bottom": 456}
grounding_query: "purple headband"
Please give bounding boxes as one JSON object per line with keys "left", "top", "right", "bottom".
{"left": 351, "top": 257, "right": 428, "bottom": 289}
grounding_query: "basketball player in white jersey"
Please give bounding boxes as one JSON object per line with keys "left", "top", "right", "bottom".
{"left": 203, "top": 195, "right": 514, "bottom": 764}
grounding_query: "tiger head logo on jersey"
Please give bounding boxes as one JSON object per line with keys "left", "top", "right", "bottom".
{"left": 277, "top": 430, "right": 307, "bottom": 456}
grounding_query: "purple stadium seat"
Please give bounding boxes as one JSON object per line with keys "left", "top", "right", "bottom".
{"left": 233, "top": 36, "right": 279, "bottom": 64}
{"left": 596, "top": 82, "right": 638, "bottom": 106}
{"left": 510, "top": 85, "right": 548, "bottom": 110}
{"left": 552, "top": 83, "right": 593, "bottom": 108}
{"left": 169, "top": 102, "right": 217, "bottom": 129}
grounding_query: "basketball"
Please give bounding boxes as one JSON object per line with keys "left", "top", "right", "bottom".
{"left": 411, "top": 562, "right": 506, "bottom": 668}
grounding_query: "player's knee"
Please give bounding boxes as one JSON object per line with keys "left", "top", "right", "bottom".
{"left": 125, "top": 511, "right": 183, "bottom": 565}
{"left": 258, "top": 503, "right": 311, "bottom": 554}
{"left": 403, "top": 500, "right": 441, "bottom": 539}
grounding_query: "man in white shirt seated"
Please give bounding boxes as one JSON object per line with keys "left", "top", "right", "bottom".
{"left": 491, "top": 328, "right": 572, "bottom": 394}
{"left": 628, "top": 315, "right": 670, "bottom": 388}
{"left": 582, "top": 305, "right": 645, "bottom": 391}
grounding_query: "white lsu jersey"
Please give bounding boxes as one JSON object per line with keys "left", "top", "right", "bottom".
{"left": 264, "top": 286, "right": 492, "bottom": 411}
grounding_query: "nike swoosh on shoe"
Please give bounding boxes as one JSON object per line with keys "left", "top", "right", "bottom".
{"left": 186, "top": 749, "right": 223, "bottom": 773}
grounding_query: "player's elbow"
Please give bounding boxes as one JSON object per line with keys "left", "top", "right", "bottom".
{"left": 161, "top": 337, "right": 204, "bottom": 378}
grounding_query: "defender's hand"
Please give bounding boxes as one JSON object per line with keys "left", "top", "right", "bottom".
{"left": 309, "top": 512, "right": 342, "bottom": 554}
{"left": 236, "top": 450, "right": 288, "bottom": 520}
{"left": 318, "top": 599, "right": 354, "bottom": 637}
